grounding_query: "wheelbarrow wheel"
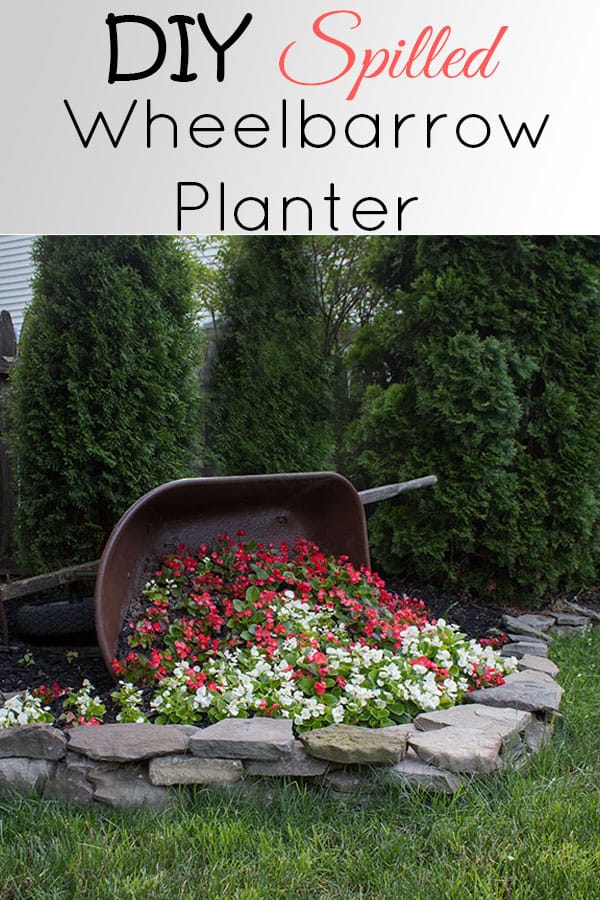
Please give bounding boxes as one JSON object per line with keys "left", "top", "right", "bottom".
{"left": 15, "top": 595, "right": 95, "bottom": 637}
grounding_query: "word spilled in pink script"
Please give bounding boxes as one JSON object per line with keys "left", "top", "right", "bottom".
{"left": 279, "top": 10, "right": 509, "bottom": 100}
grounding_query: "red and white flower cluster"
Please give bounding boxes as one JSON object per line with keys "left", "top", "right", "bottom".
{"left": 110, "top": 536, "right": 516, "bottom": 732}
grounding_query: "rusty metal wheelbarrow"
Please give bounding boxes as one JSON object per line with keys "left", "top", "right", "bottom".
{"left": 94, "top": 472, "right": 436, "bottom": 672}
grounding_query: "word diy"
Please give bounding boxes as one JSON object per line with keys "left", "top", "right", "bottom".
{"left": 279, "top": 11, "right": 509, "bottom": 100}
{"left": 106, "top": 13, "right": 253, "bottom": 83}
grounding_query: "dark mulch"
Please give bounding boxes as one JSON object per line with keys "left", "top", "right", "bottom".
{"left": 1, "top": 580, "right": 599, "bottom": 723}
{"left": 0, "top": 636, "right": 114, "bottom": 704}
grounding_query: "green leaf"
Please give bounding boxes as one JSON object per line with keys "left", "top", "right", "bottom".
{"left": 245, "top": 586, "right": 260, "bottom": 605}
{"left": 322, "top": 693, "right": 339, "bottom": 706}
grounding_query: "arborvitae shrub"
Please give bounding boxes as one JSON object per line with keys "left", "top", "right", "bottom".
{"left": 209, "top": 237, "right": 334, "bottom": 474}
{"left": 347, "top": 236, "right": 600, "bottom": 601}
{"left": 8, "top": 236, "right": 202, "bottom": 571}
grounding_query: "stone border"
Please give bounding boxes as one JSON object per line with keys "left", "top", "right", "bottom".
{"left": 0, "top": 609, "right": 595, "bottom": 808}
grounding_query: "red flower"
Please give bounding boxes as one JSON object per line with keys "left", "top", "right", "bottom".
{"left": 306, "top": 651, "right": 328, "bottom": 666}
{"left": 314, "top": 680, "right": 326, "bottom": 696}
{"left": 174, "top": 640, "right": 191, "bottom": 659}
{"left": 112, "top": 659, "right": 125, "bottom": 676}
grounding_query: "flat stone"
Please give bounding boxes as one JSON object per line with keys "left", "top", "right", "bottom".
{"left": 300, "top": 724, "right": 407, "bottom": 765}
{"left": 176, "top": 725, "right": 204, "bottom": 737}
{"left": 506, "top": 633, "right": 548, "bottom": 645}
{"left": 517, "top": 655, "right": 559, "bottom": 677}
{"left": 553, "top": 613, "right": 590, "bottom": 628}
{"left": 502, "top": 613, "right": 555, "bottom": 633}
{"left": 524, "top": 718, "right": 554, "bottom": 753}
{"left": 324, "top": 770, "right": 363, "bottom": 794}
{"left": 502, "top": 615, "right": 551, "bottom": 640}
{"left": 549, "top": 624, "right": 588, "bottom": 637}
{"left": 501, "top": 641, "right": 548, "bottom": 658}
{"left": 244, "top": 740, "right": 330, "bottom": 777}
{"left": 409, "top": 726, "right": 502, "bottom": 774}
{"left": 414, "top": 704, "right": 531, "bottom": 747}
{"left": 149, "top": 755, "right": 243, "bottom": 786}
{"left": 464, "top": 669, "right": 563, "bottom": 717}
{"left": 563, "top": 602, "right": 600, "bottom": 623}
{"left": 0, "top": 724, "right": 66, "bottom": 760}
{"left": 61, "top": 751, "right": 119, "bottom": 781}
{"left": 87, "top": 764, "right": 173, "bottom": 810}
{"left": 218, "top": 780, "right": 277, "bottom": 805}
{"left": 495, "top": 742, "right": 531, "bottom": 771}
{"left": 386, "top": 749, "right": 465, "bottom": 793}
{"left": 42, "top": 761, "right": 94, "bottom": 806}
{"left": 189, "top": 717, "right": 295, "bottom": 760}
{"left": 380, "top": 723, "right": 417, "bottom": 740}
{"left": 0, "top": 758, "right": 55, "bottom": 794}
{"left": 67, "top": 723, "right": 189, "bottom": 762}
{"left": 64, "top": 751, "right": 98, "bottom": 771}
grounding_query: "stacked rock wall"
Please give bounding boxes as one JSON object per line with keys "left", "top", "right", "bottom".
{"left": 1, "top": 610, "right": 594, "bottom": 808}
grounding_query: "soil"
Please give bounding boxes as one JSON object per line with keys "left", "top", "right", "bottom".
{"left": 2, "top": 579, "right": 599, "bottom": 723}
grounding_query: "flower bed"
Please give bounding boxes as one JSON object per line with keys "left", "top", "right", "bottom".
{"left": 2, "top": 536, "right": 516, "bottom": 733}
{"left": 2, "top": 542, "right": 577, "bottom": 809}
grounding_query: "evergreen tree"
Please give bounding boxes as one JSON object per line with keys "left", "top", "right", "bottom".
{"left": 210, "top": 237, "right": 334, "bottom": 474}
{"left": 8, "top": 236, "right": 202, "bottom": 571}
{"left": 347, "top": 236, "right": 600, "bottom": 600}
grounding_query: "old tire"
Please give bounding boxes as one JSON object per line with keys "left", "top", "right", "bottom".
{"left": 15, "top": 596, "right": 95, "bottom": 637}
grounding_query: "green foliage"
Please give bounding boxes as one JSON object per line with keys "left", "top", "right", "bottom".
{"left": 0, "top": 632, "right": 598, "bottom": 899}
{"left": 8, "top": 236, "right": 202, "bottom": 571}
{"left": 305, "top": 236, "right": 382, "bottom": 470}
{"left": 305, "top": 236, "right": 378, "bottom": 356}
{"left": 209, "top": 237, "right": 334, "bottom": 474}
{"left": 347, "top": 236, "right": 600, "bottom": 600}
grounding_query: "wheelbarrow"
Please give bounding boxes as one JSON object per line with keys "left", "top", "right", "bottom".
{"left": 94, "top": 472, "right": 437, "bottom": 673}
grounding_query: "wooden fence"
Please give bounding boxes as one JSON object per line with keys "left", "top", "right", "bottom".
{"left": 0, "top": 311, "right": 17, "bottom": 575}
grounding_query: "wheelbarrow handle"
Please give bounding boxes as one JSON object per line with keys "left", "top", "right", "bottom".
{"left": 358, "top": 475, "right": 437, "bottom": 506}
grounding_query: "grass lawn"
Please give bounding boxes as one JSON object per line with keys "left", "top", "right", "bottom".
{"left": 0, "top": 632, "right": 598, "bottom": 900}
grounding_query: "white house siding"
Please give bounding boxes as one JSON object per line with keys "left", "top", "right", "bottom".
{"left": 0, "top": 235, "right": 35, "bottom": 340}
{"left": 0, "top": 236, "right": 220, "bottom": 342}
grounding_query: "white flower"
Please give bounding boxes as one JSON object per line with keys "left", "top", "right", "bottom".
{"left": 331, "top": 705, "right": 345, "bottom": 723}
{"left": 0, "top": 691, "right": 53, "bottom": 728}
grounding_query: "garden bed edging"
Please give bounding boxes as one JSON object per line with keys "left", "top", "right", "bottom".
{"left": 0, "top": 609, "right": 593, "bottom": 809}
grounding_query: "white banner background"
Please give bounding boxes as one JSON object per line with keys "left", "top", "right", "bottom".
{"left": 0, "top": 1, "right": 597, "bottom": 234}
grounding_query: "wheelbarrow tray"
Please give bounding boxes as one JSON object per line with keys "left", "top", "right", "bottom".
{"left": 94, "top": 472, "right": 370, "bottom": 670}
